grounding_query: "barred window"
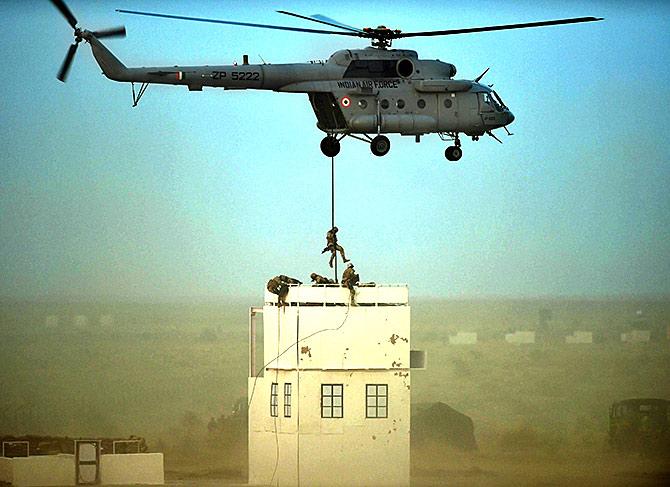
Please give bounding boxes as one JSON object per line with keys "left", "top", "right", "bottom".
{"left": 270, "top": 382, "right": 278, "bottom": 417}
{"left": 321, "top": 384, "right": 343, "bottom": 418}
{"left": 366, "top": 384, "right": 388, "bottom": 418}
{"left": 284, "top": 383, "right": 292, "bottom": 418}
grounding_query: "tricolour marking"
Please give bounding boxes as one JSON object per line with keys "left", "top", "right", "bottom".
{"left": 176, "top": 71, "right": 183, "bottom": 81}
{"left": 340, "top": 96, "right": 351, "bottom": 108}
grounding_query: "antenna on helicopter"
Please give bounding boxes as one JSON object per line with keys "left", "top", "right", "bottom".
{"left": 51, "top": 0, "right": 125, "bottom": 82}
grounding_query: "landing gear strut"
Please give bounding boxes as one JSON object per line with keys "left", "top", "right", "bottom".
{"left": 445, "top": 134, "right": 462, "bottom": 162}
{"left": 370, "top": 135, "right": 390, "bottom": 157}
{"left": 320, "top": 136, "right": 340, "bottom": 158}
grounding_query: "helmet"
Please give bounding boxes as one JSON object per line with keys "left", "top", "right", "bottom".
{"left": 310, "top": 273, "right": 317, "bottom": 279}
{"left": 347, "top": 262, "right": 354, "bottom": 268}
{"left": 333, "top": 226, "right": 338, "bottom": 232}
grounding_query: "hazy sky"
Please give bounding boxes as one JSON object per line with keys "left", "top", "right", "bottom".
{"left": 1, "top": 0, "right": 669, "bottom": 300}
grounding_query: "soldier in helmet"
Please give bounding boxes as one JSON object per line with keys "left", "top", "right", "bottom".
{"left": 341, "top": 262, "right": 360, "bottom": 304}
{"left": 267, "top": 275, "right": 302, "bottom": 306}
{"left": 321, "top": 226, "right": 350, "bottom": 268}
{"left": 310, "top": 272, "right": 336, "bottom": 285}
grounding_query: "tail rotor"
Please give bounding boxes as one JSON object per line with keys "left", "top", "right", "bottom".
{"left": 51, "top": 0, "right": 125, "bottom": 82}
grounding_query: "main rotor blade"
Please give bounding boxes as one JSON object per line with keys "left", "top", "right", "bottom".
{"left": 396, "top": 16, "right": 603, "bottom": 39}
{"left": 116, "top": 9, "right": 360, "bottom": 37}
{"left": 91, "top": 26, "right": 126, "bottom": 39}
{"left": 57, "top": 42, "right": 78, "bottom": 82}
{"left": 276, "top": 11, "right": 363, "bottom": 33}
{"left": 51, "top": 0, "right": 78, "bottom": 29}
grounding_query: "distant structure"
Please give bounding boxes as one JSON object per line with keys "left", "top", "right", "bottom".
{"left": 565, "top": 331, "right": 593, "bottom": 344}
{"left": 44, "top": 315, "right": 59, "bottom": 329}
{"left": 99, "top": 314, "right": 114, "bottom": 328}
{"left": 448, "top": 332, "right": 478, "bottom": 345}
{"left": 504, "top": 331, "right": 535, "bottom": 344}
{"left": 248, "top": 284, "right": 424, "bottom": 487}
{"left": 621, "top": 329, "right": 651, "bottom": 343}
{"left": 72, "top": 315, "right": 88, "bottom": 330}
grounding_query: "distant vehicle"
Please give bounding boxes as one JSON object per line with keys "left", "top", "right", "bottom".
{"left": 609, "top": 398, "right": 670, "bottom": 453}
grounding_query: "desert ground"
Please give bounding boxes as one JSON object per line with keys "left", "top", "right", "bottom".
{"left": 1, "top": 296, "right": 668, "bottom": 486}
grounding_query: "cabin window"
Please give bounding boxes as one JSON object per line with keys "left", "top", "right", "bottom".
{"left": 343, "top": 59, "right": 398, "bottom": 78}
{"left": 284, "top": 383, "right": 292, "bottom": 417}
{"left": 366, "top": 384, "right": 388, "bottom": 419}
{"left": 479, "top": 93, "right": 495, "bottom": 112}
{"left": 380, "top": 99, "right": 390, "bottom": 110}
{"left": 321, "top": 384, "right": 344, "bottom": 418}
{"left": 396, "top": 99, "right": 405, "bottom": 109}
{"left": 417, "top": 99, "right": 426, "bottom": 109}
{"left": 270, "top": 383, "right": 278, "bottom": 417}
{"left": 358, "top": 99, "right": 368, "bottom": 109}
{"left": 444, "top": 98, "right": 453, "bottom": 109}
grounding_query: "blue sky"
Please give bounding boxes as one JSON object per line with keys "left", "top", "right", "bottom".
{"left": 1, "top": 0, "right": 669, "bottom": 299}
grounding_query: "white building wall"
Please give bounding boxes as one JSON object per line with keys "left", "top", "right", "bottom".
{"left": 448, "top": 332, "right": 478, "bottom": 345}
{"left": 250, "top": 285, "right": 411, "bottom": 487}
{"left": 100, "top": 453, "right": 164, "bottom": 485}
{"left": 9, "top": 455, "right": 74, "bottom": 486}
{"left": 621, "top": 329, "right": 651, "bottom": 343}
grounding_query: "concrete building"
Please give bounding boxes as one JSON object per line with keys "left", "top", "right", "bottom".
{"left": 565, "top": 331, "right": 593, "bottom": 344}
{"left": 504, "top": 331, "right": 536, "bottom": 344}
{"left": 248, "top": 284, "right": 422, "bottom": 487}
{"left": 448, "top": 332, "right": 478, "bottom": 345}
{"left": 621, "top": 329, "right": 651, "bottom": 343}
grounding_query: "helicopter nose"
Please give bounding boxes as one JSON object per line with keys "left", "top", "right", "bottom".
{"left": 505, "top": 111, "right": 515, "bottom": 125}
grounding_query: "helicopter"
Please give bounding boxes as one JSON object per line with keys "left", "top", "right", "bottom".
{"left": 51, "top": 0, "right": 602, "bottom": 161}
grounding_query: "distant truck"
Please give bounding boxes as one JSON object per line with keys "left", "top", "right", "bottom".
{"left": 609, "top": 398, "right": 670, "bottom": 453}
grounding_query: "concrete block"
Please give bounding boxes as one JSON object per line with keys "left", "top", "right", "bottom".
{"left": 505, "top": 331, "right": 535, "bottom": 344}
{"left": 100, "top": 453, "right": 164, "bottom": 485}
{"left": 448, "top": 332, "right": 478, "bottom": 345}
{"left": 621, "top": 329, "right": 651, "bottom": 343}
{"left": 0, "top": 457, "right": 13, "bottom": 484}
{"left": 11, "top": 454, "right": 75, "bottom": 486}
{"left": 565, "top": 331, "right": 593, "bottom": 344}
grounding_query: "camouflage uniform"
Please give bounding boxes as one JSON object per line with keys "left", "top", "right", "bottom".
{"left": 341, "top": 263, "right": 360, "bottom": 304}
{"left": 310, "top": 273, "right": 335, "bottom": 285}
{"left": 321, "top": 226, "right": 349, "bottom": 268}
{"left": 267, "top": 275, "right": 301, "bottom": 306}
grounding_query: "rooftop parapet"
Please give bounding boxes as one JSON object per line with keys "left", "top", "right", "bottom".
{"left": 264, "top": 284, "right": 408, "bottom": 306}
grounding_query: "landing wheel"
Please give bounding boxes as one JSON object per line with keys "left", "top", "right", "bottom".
{"left": 320, "top": 136, "right": 340, "bottom": 158}
{"left": 445, "top": 145, "right": 462, "bottom": 162}
{"left": 370, "top": 135, "right": 391, "bottom": 156}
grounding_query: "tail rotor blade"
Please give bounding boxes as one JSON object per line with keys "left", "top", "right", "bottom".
{"left": 57, "top": 43, "right": 78, "bottom": 82}
{"left": 92, "top": 26, "right": 126, "bottom": 39}
{"left": 51, "top": 0, "right": 78, "bottom": 29}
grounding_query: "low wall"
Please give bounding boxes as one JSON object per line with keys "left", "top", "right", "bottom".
{"left": 101, "top": 453, "right": 164, "bottom": 485}
{"left": 566, "top": 331, "right": 593, "bottom": 344}
{"left": 0, "top": 457, "right": 13, "bottom": 484}
{"left": 505, "top": 331, "right": 535, "bottom": 344}
{"left": 11, "top": 454, "right": 74, "bottom": 487}
{"left": 0, "top": 453, "right": 164, "bottom": 486}
{"left": 448, "top": 332, "right": 478, "bottom": 345}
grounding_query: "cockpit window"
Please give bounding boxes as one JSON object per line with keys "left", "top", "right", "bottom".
{"left": 344, "top": 60, "right": 398, "bottom": 78}
{"left": 480, "top": 92, "right": 506, "bottom": 112}
{"left": 492, "top": 91, "right": 507, "bottom": 110}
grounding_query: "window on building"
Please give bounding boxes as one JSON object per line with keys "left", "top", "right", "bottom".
{"left": 270, "top": 382, "right": 278, "bottom": 417}
{"left": 366, "top": 384, "right": 388, "bottom": 418}
{"left": 284, "top": 383, "right": 292, "bottom": 417}
{"left": 321, "top": 384, "right": 343, "bottom": 418}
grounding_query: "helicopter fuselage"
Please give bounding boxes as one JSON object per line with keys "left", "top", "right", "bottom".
{"left": 87, "top": 33, "right": 513, "bottom": 142}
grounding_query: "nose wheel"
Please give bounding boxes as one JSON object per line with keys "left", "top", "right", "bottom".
{"left": 370, "top": 135, "right": 390, "bottom": 157}
{"left": 444, "top": 134, "right": 462, "bottom": 162}
{"left": 320, "top": 136, "right": 340, "bottom": 158}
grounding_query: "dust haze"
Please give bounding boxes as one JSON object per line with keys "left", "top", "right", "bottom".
{"left": 1, "top": 296, "right": 668, "bottom": 486}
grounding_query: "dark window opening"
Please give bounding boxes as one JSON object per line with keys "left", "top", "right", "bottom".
{"left": 309, "top": 93, "right": 348, "bottom": 130}
{"left": 344, "top": 60, "right": 399, "bottom": 78}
